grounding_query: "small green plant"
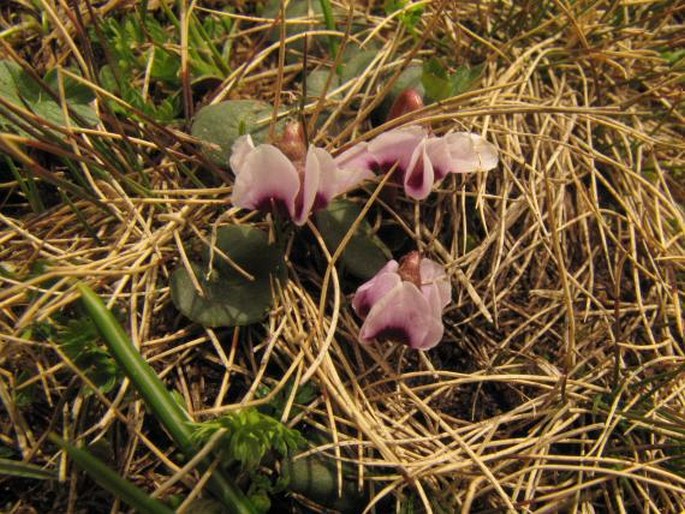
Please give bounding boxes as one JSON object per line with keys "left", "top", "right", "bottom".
{"left": 191, "top": 409, "right": 306, "bottom": 513}
{"left": 421, "top": 58, "right": 484, "bottom": 102}
{"left": 29, "top": 315, "right": 122, "bottom": 395}
{"left": 191, "top": 408, "right": 306, "bottom": 471}
{"left": 384, "top": 0, "right": 424, "bottom": 34}
{"left": 94, "top": 9, "right": 233, "bottom": 122}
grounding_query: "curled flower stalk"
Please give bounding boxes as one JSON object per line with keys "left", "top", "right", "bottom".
{"left": 352, "top": 252, "right": 452, "bottom": 351}
{"left": 230, "top": 122, "right": 373, "bottom": 226}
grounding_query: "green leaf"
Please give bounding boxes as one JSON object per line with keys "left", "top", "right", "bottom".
{"left": 262, "top": 0, "right": 324, "bottom": 50}
{"left": 421, "top": 59, "right": 483, "bottom": 102}
{"left": 0, "top": 60, "right": 98, "bottom": 134}
{"left": 339, "top": 47, "right": 378, "bottom": 85}
{"left": 171, "top": 225, "right": 285, "bottom": 327}
{"left": 190, "top": 408, "right": 305, "bottom": 472}
{"left": 384, "top": 0, "right": 423, "bottom": 32}
{"left": 421, "top": 58, "right": 453, "bottom": 101}
{"left": 77, "top": 284, "right": 256, "bottom": 514}
{"left": 191, "top": 100, "right": 280, "bottom": 166}
{"left": 58, "top": 316, "right": 122, "bottom": 394}
{"left": 283, "top": 454, "right": 366, "bottom": 513}
{"left": 0, "top": 458, "right": 55, "bottom": 481}
{"left": 315, "top": 200, "right": 391, "bottom": 279}
{"left": 49, "top": 435, "right": 175, "bottom": 514}
{"left": 306, "top": 69, "right": 340, "bottom": 101}
{"left": 449, "top": 63, "right": 484, "bottom": 96}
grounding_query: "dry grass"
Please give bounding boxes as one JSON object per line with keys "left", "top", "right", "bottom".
{"left": 1, "top": 1, "right": 684, "bottom": 512}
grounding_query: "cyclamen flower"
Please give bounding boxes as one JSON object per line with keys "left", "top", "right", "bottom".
{"left": 352, "top": 252, "right": 452, "bottom": 351}
{"left": 230, "top": 123, "right": 373, "bottom": 226}
{"left": 336, "top": 126, "right": 499, "bottom": 200}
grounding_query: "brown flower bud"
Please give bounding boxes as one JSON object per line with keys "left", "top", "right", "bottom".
{"left": 276, "top": 121, "right": 307, "bottom": 162}
{"left": 387, "top": 88, "right": 424, "bottom": 121}
{"left": 398, "top": 250, "right": 422, "bottom": 287}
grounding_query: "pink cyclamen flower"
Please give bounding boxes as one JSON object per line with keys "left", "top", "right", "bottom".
{"left": 352, "top": 252, "right": 452, "bottom": 351}
{"left": 230, "top": 123, "right": 373, "bottom": 226}
{"left": 336, "top": 127, "right": 499, "bottom": 200}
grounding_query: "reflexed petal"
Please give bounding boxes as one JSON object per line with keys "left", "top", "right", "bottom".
{"left": 335, "top": 142, "right": 374, "bottom": 171}
{"left": 414, "top": 314, "right": 444, "bottom": 350}
{"left": 368, "top": 126, "right": 428, "bottom": 171}
{"left": 403, "top": 141, "right": 435, "bottom": 200}
{"left": 229, "top": 135, "right": 256, "bottom": 175}
{"left": 419, "top": 258, "right": 451, "bottom": 313}
{"left": 231, "top": 144, "right": 299, "bottom": 217}
{"left": 331, "top": 163, "right": 375, "bottom": 196}
{"left": 294, "top": 147, "right": 325, "bottom": 225}
{"left": 359, "top": 282, "right": 443, "bottom": 350}
{"left": 352, "top": 260, "right": 401, "bottom": 318}
{"left": 442, "top": 132, "right": 499, "bottom": 173}
{"left": 423, "top": 137, "right": 452, "bottom": 180}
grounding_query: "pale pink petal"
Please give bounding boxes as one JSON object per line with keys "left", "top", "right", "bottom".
{"left": 403, "top": 141, "right": 435, "bottom": 200}
{"left": 368, "top": 126, "right": 428, "bottom": 172}
{"left": 423, "top": 137, "right": 452, "bottom": 180}
{"left": 229, "top": 135, "right": 256, "bottom": 175}
{"left": 419, "top": 258, "right": 451, "bottom": 313}
{"left": 351, "top": 260, "right": 401, "bottom": 318}
{"left": 415, "top": 316, "right": 445, "bottom": 350}
{"left": 331, "top": 164, "right": 375, "bottom": 196}
{"left": 439, "top": 132, "right": 499, "bottom": 174}
{"left": 293, "top": 147, "right": 324, "bottom": 225}
{"left": 231, "top": 144, "right": 299, "bottom": 218}
{"left": 359, "top": 282, "right": 443, "bottom": 350}
{"left": 335, "top": 142, "right": 374, "bottom": 171}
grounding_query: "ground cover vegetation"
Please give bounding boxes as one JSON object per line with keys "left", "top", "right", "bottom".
{"left": 0, "top": 0, "right": 683, "bottom": 512}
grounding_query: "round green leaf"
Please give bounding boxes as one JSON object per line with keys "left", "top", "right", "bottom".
{"left": 191, "top": 100, "right": 280, "bottom": 166}
{"left": 315, "top": 200, "right": 391, "bottom": 279}
{"left": 284, "top": 454, "right": 366, "bottom": 514}
{"left": 171, "top": 226, "right": 285, "bottom": 327}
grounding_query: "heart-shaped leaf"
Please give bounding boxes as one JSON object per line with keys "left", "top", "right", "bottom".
{"left": 315, "top": 200, "right": 391, "bottom": 279}
{"left": 191, "top": 100, "right": 283, "bottom": 167}
{"left": 171, "top": 225, "right": 285, "bottom": 327}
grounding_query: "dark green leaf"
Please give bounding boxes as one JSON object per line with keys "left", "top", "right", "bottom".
{"left": 315, "top": 200, "right": 391, "bottom": 279}
{"left": 340, "top": 47, "right": 378, "bottom": 85}
{"left": 191, "top": 100, "right": 280, "bottom": 166}
{"left": 306, "top": 69, "right": 340, "bottom": 101}
{"left": 171, "top": 225, "right": 285, "bottom": 327}
{"left": 284, "top": 454, "right": 366, "bottom": 513}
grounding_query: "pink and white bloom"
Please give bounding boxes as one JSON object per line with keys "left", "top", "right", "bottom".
{"left": 230, "top": 124, "right": 373, "bottom": 226}
{"left": 352, "top": 252, "right": 452, "bottom": 351}
{"left": 336, "top": 127, "right": 499, "bottom": 200}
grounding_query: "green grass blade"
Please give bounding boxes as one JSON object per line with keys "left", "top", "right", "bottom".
{"left": 49, "top": 435, "right": 174, "bottom": 514}
{"left": 318, "top": 0, "right": 340, "bottom": 68}
{"left": 75, "top": 283, "right": 257, "bottom": 514}
{"left": 0, "top": 458, "right": 55, "bottom": 480}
